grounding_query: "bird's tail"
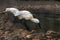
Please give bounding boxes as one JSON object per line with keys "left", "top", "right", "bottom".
{"left": 31, "top": 18, "right": 40, "bottom": 23}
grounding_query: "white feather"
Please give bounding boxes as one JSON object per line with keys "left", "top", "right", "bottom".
{"left": 5, "top": 8, "right": 40, "bottom": 23}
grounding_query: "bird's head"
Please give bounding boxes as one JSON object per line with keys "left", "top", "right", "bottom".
{"left": 5, "top": 8, "right": 19, "bottom": 13}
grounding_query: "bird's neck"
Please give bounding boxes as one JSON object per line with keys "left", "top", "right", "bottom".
{"left": 13, "top": 11, "right": 20, "bottom": 16}
{"left": 11, "top": 10, "right": 19, "bottom": 14}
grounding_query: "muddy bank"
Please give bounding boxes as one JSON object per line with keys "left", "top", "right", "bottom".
{"left": 0, "top": 1, "right": 60, "bottom": 40}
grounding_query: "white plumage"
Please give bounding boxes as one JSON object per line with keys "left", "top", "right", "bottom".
{"left": 5, "top": 8, "right": 40, "bottom": 23}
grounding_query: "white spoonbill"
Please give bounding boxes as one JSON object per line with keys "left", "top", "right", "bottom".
{"left": 5, "top": 8, "right": 40, "bottom": 23}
